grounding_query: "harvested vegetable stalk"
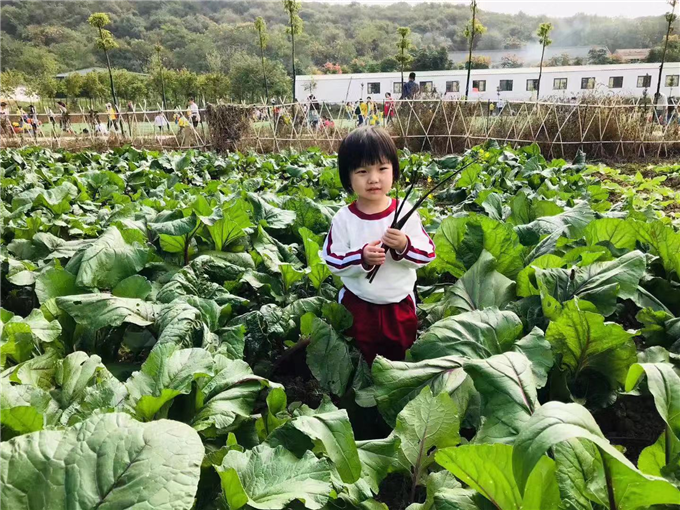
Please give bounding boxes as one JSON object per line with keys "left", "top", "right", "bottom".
{"left": 366, "top": 155, "right": 478, "bottom": 283}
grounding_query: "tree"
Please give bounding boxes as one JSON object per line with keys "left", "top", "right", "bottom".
{"left": 228, "top": 53, "right": 290, "bottom": 103}
{"left": 656, "top": 0, "right": 678, "bottom": 103}
{"left": 198, "top": 72, "right": 230, "bottom": 103}
{"left": 63, "top": 73, "right": 84, "bottom": 101}
{"left": 457, "top": 56, "right": 490, "bottom": 69}
{"left": 88, "top": 13, "right": 118, "bottom": 107}
{"left": 500, "top": 55, "right": 523, "bottom": 68}
{"left": 154, "top": 43, "right": 168, "bottom": 109}
{"left": 282, "top": 0, "right": 303, "bottom": 100}
{"left": 648, "top": 34, "right": 680, "bottom": 63}
{"left": 395, "top": 27, "right": 413, "bottom": 92}
{"left": 254, "top": 17, "right": 270, "bottom": 101}
{"left": 411, "top": 46, "right": 452, "bottom": 71}
{"left": 504, "top": 36, "right": 524, "bottom": 50}
{"left": 81, "top": 72, "right": 107, "bottom": 106}
{"left": 464, "top": 0, "right": 486, "bottom": 98}
{"left": 587, "top": 48, "right": 612, "bottom": 65}
{"left": 546, "top": 53, "right": 572, "bottom": 67}
{"left": 37, "top": 76, "right": 59, "bottom": 101}
{"left": 536, "top": 22, "right": 553, "bottom": 100}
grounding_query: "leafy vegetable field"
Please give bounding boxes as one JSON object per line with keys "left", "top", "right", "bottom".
{"left": 1, "top": 143, "right": 680, "bottom": 510}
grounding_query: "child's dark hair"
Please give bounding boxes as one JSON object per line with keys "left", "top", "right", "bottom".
{"left": 337, "top": 126, "right": 400, "bottom": 193}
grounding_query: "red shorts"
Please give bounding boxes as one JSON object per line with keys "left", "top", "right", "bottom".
{"left": 340, "top": 288, "right": 418, "bottom": 364}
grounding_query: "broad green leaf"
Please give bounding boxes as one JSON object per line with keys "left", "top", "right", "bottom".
{"left": 406, "top": 471, "right": 461, "bottom": 510}
{"left": 584, "top": 218, "right": 637, "bottom": 252}
{"left": 0, "top": 384, "right": 58, "bottom": 439}
{"left": 513, "top": 327, "right": 553, "bottom": 388}
{"left": 208, "top": 199, "right": 253, "bottom": 251}
{"left": 303, "top": 315, "right": 353, "bottom": 396}
{"left": 253, "top": 225, "right": 302, "bottom": 273}
{"left": 111, "top": 274, "right": 152, "bottom": 299}
{"left": 248, "top": 192, "right": 297, "bottom": 230}
{"left": 464, "top": 352, "right": 538, "bottom": 444}
{"left": 546, "top": 300, "right": 636, "bottom": 404}
{"left": 157, "top": 255, "right": 245, "bottom": 306}
{"left": 554, "top": 439, "right": 601, "bottom": 510}
{"left": 411, "top": 309, "right": 524, "bottom": 361}
{"left": 272, "top": 409, "right": 362, "bottom": 484}
{"left": 34, "top": 265, "right": 87, "bottom": 305}
{"left": 193, "top": 355, "right": 278, "bottom": 436}
{"left": 514, "top": 202, "right": 594, "bottom": 246}
{"left": 513, "top": 401, "right": 680, "bottom": 509}
{"left": 436, "top": 443, "right": 559, "bottom": 510}
{"left": 126, "top": 343, "right": 213, "bottom": 421}
{"left": 637, "top": 433, "right": 680, "bottom": 479}
{"left": 65, "top": 226, "right": 149, "bottom": 289}
{"left": 217, "top": 444, "right": 332, "bottom": 510}
{"left": 433, "top": 215, "right": 524, "bottom": 279}
{"left": 363, "top": 355, "right": 466, "bottom": 426}
{"left": 633, "top": 220, "right": 680, "bottom": 278}
{"left": 56, "top": 294, "right": 159, "bottom": 331}
{"left": 625, "top": 362, "right": 680, "bottom": 440}
{"left": 299, "top": 227, "right": 332, "bottom": 289}
{"left": 445, "top": 250, "right": 516, "bottom": 313}
{"left": 535, "top": 251, "right": 646, "bottom": 317}
{"left": 516, "top": 254, "right": 564, "bottom": 298}
{"left": 1, "top": 413, "right": 203, "bottom": 510}
{"left": 395, "top": 387, "right": 460, "bottom": 476}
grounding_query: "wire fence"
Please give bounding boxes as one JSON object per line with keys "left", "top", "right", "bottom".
{"left": 3, "top": 98, "right": 680, "bottom": 159}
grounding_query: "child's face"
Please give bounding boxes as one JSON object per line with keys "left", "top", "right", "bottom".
{"left": 350, "top": 160, "right": 393, "bottom": 203}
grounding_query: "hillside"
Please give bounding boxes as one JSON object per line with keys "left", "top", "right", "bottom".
{"left": 0, "top": 0, "right": 671, "bottom": 78}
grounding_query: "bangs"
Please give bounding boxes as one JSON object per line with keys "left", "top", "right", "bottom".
{"left": 337, "top": 127, "right": 400, "bottom": 193}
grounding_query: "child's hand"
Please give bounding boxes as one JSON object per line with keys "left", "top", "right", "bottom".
{"left": 362, "top": 240, "right": 385, "bottom": 266}
{"left": 382, "top": 228, "right": 408, "bottom": 252}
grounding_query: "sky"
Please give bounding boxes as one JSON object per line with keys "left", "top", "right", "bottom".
{"left": 307, "top": 0, "right": 671, "bottom": 18}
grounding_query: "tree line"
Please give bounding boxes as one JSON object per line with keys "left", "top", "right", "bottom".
{"left": 0, "top": 0, "right": 678, "bottom": 107}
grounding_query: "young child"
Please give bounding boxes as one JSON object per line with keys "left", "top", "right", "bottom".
{"left": 322, "top": 127, "right": 436, "bottom": 363}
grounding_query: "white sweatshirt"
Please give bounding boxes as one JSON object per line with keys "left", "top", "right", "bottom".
{"left": 322, "top": 199, "right": 436, "bottom": 305}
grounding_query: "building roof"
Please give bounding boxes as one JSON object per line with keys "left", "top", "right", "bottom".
{"left": 297, "top": 63, "right": 675, "bottom": 82}
{"left": 55, "top": 67, "right": 149, "bottom": 78}
{"left": 613, "top": 49, "right": 651, "bottom": 61}
{"left": 55, "top": 67, "right": 108, "bottom": 78}
{"left": 448, "top": 45, "right": 610, "bottom": 67}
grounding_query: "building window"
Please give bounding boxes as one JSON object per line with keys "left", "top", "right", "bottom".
{"left": 446, "top": 80, "right": 460, "bottom": 93}
{"left": 472, "top": 80, "right": 486, "bottom": 92}
{"left": 609, "top": 76, "right": 623, "bottom": 89}
{"left": 665, "top": 75, "right": 679, "bottom": 87}
{"left": 553, "top": 78, "right": 568, "bottom": 90}
{"left": 499, "top": 80, "right": 513, "bottom": 91}
{"left": 419, "top": 81, "right": 433, "bottom": 92}
{"left": 581, "top": 77, "right": 596, "bottom": 90}
{"left": 637, "top": 75, "right": 652, "bottom": 88}
{"left": 527, "top": 79, "right": 539, "bottom": 91}
{"left": 393, "top": 82, "right": 402, "bottom": 94}
{"left": 367, "top": 82, "right": 381, "bottom": 94}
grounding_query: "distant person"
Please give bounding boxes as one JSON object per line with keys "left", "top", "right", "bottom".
{"left": 401, "top": 72, "right": 419, "bottom": 99}
{"left": 655, "top": 92, "right": 668, "bottom": 125}
{"left": 345, "top": 101, "right": 354, "bottom": 120}
{"left": 57, "top": 101, "right": 74, "bottom": 134}
{"left": 154, "top": 112, "right": 169, "bottom": 133}
{"left": 354, "top": 101, "right": 363, "bottom": 126}
{"left": 383, "top": 92, "right": 395, "bottom": 125}
{"left": 359, "top": 99, "right": 368, "bottom": 126}
{"left": 497, "top": 97, "right": 505, "bottom": 116}
{"left": 0, "top": 101, "right": 11, "bottom": 137}
{"left": 28, "top": 104, "right": 40, "bottom": 135}
{"left": 105, "top": 103, "right": 119, "bottom": 132}
{"left": 188, "top": 97, "right": 200, "bottom": 127}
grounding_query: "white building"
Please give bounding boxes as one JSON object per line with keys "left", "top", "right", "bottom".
{"left": 296, "top": 63, "right": 680, "bottom": 103}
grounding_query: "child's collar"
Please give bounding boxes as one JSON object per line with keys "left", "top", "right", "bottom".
{"left": 349, "top": 198, "right": 396, "bottom": 220}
